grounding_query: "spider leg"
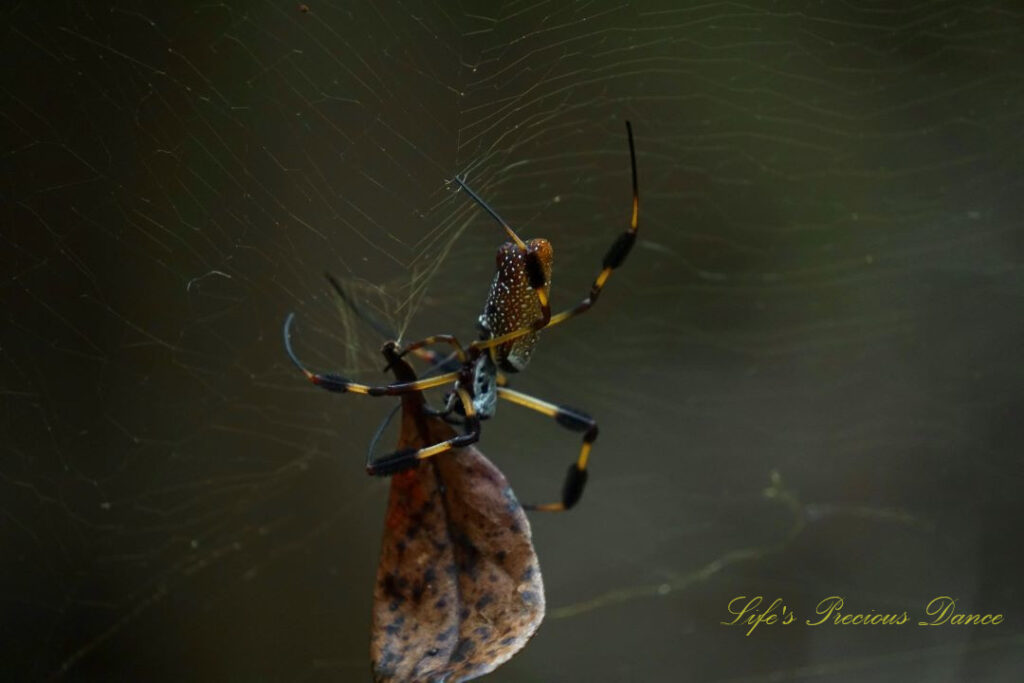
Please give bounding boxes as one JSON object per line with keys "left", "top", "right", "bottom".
{"left": 366, "top": 387, "right": 480, "bottom": 475}
{"left": 394, "top": 334, "right": 467, "bottom": 366}
{"left": 284, "top": 313, "right": 458, "bottom": 395}
{"left": 545, "top": 120, "right": 639, "bottom": 331}
{"left": 451, "top": 175, "right": 527, "bottom": 250}
{"left": 497, "top": 387, "right": 597, "bottom": 511}
{"left": 407, "top": 347, "right": 461, "bottom": 374}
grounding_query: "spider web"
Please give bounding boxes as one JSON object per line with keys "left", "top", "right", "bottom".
{"left": 4, "top": 2, "right": 1023, "bottom": 681}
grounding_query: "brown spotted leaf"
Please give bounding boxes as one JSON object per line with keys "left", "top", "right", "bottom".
{"left": 371, "top": 364, "right": 544, "bottom": 682}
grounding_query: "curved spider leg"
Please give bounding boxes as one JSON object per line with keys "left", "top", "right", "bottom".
{"left": 365, "top": 402, "right": 403, "bottom": 464}
{"left": 496, "top": 387, "right": 597, "bottom": 511}
{"left": 544, "top": 120, "right": 639, "bottom": 330}
{"left": 283, "top": 313, "right": 458, "bottom": 396}
{"left": 366, "top": 387, "right": 480, "bottom": 476}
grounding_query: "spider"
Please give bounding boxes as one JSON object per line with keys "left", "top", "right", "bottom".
{"left": 284, "top": 121, "right": 639, "bottom": 511}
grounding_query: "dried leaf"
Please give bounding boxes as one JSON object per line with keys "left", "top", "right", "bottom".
{"left": 370, "top": 362, "right": 545, "bottom": 682}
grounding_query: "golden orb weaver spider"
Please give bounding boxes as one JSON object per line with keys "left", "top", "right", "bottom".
{"left": 284, "top": 121, "right": 639, "bottom": 511}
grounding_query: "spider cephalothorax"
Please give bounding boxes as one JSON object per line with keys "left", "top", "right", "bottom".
{"left": 464, "top": 352, "right": 498, "bottom": 419}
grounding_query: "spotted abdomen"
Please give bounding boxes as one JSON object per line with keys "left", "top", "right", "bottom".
{"left": 479, "top": 239, "right": 552, "bottom": 372}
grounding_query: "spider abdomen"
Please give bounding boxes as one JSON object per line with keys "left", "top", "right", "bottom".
{"left": 481, "top": 239, "right": 553, "bottom": 372}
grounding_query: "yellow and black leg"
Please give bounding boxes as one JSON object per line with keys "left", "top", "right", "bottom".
{"left": 497, "top": 387, "right": 598, "bottom": 511}
{"left": 366, "top": 387, "right": 480, "bottom": 475}
{"left": 394, "top": 334, "right": 467, "bottom": 369}
{"left": 545, "top": 120, "right": 639, "bottom": 331}
{"left": 284, "top": 313, "right": 459, "bottom": 396}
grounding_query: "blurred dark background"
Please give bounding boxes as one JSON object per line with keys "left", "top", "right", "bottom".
{"left": 2, "top": 2, "right": 1022, "bottom": 681}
